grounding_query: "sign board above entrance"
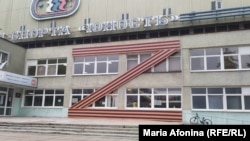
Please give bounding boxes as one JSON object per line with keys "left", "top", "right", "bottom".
{"left": 0, "top": 70, "right": 37, "bottom": 88}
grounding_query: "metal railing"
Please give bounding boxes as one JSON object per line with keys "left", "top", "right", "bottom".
{"left": 179, "top": 6, "right": 250, "bottom": 22}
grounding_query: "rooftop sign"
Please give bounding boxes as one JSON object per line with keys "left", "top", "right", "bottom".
{"left": 30, "top": 0, "right": 81, "bottom": 20}
{"left": 8, "top": 15, "right": 179, "bottom": 41}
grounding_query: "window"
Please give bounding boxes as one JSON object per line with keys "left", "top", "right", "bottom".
{"left": 223, "top": 47, "right": 238, "bottom": 69}
{"left": 73, "top": 55, "right": 119, "bottom": 75}
{"left": 127, "top": 52, "right": 181, "bottom": 72}
{"left": 190, "top": 47, "right": 250, "bottom": 71}
{"left": 71, "top": 89, "right": 117, "bottom": 108}
{"left": 0, "top": 50, "right": 9, "bottom": 69}
{"left": 126, "top": 88, "right": 182, "bottom": 109}
{"left": 191, "top": 87, "right": 250, "bottom": 110}
{"left": 24, "top": 89, "right": 64, "bottom": 107}
{"left": 26, "top": 58, "right": 67, "bottom": 76}
{"left": 211, "top": 0, "right": 222, "bottom": 10}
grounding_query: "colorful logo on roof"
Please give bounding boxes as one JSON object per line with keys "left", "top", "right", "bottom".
{"left": 30, "top": 0, "right": 80, "bottom": 20}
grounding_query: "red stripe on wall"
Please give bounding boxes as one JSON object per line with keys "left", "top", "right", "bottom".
{"left": 69, "top": 40, "right": 181, "bottom": 121}
{"left": 72, "top": 40, "right": 180, "bottom": 56}
{"left": 68, "top": 109, "right": 182, "bottom": 122}
{"left": 71, "top": 48, "right": 179, "bottom": 109}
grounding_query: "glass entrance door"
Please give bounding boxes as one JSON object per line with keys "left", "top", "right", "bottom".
{"left": 0, "top": 88, "right": 13, "bottom": 116}
{"left": 0, "top": 92, "right": 7, "bottom": 115}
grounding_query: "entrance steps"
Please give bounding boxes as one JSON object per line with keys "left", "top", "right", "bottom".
{"left": 0, "top": 122, "right": 138, "bottom": 139}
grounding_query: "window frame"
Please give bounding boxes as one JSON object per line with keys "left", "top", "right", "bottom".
{"left": 126, "top": 52, "right": 181, "bottom": 72}
{"left": 23, "top": 89, "right": 64, "bottom": 107}
{"left": 190, "top": 47, "right": 250, "bottom": 72}
{"left": 73, "top": 55, "right": 119, "bottom": 75}
{"left": 191, "top": 87, "right": 250, "bottom": 111}
{"left": 0, "top": 50, "right": 9, "bottom": 67}
{"left": 125, "top": 88, "right": 182, "bottom": 109}
{"left": 71, "top": 88, "right": 118, "bottom": 108}
{"left": 26, "top": 58, "right": 67, "bottom": 77}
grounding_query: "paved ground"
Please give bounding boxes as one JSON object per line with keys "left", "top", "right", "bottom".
{"left": 0, "top": 132, "right": 138, "bottom": 141}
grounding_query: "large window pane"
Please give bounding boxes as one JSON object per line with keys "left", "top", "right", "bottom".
{"left": 224, "top": 56, "right": 238, "bottom": 69}
{"left": 192, "top": 96, "right": 206, "bottom": 109}
{"left": 24, "top": 96, "right": 33, "bottom": 106}
{"left": 227, "top": 96, "right": 241, "bottom": 109}
{"left": 58, "top": 64, "right": 66, "bottom": 75}
{"left": 140, "top": 95, "right": 151, "bottom": 108}
{"left": 169, "top": 96, "right": 181, "bottom": 108}
{"left": 72, "top": 96, "right": 81, "bottom": 105}
{"left": 241, "top": 55, "right": 250, "bottom": 69}
{"left": 47, "top": 65, "right": 56, "bottom": 75}
{"left": 37, "top": 66, "right": 46, "bottom": 75}
{"left": 97, "top": 62, "right": 107, "bottom": 73}
{"left": 0, "top": 108, "right": 4, "bottom": 115}
{"left": 44, "top": 96, "right": 53, "bottom": 106}
{"left": 127, "top": 55, "right": 138, "bottom": 70}
{"left": 127, "top": 60, "right": 137, "bottom": 70}
{"left": 85, "top": 63, "right": 94, "bottom": 74}
{"left": 106, "top": 95, "right": 117, "bottom": 107}
{"left": 154, "top": 61, "right": 166, "bottom": 72}
{"left": 74, "top": 64, "right": 83, "bottom": 74}
{"left": 95, "top": 97, "right": 105, "bottom": 107}
{"left": 28, "top": 66, "right": 36, "bottom": 76}
{"left": 154, "top": 96, "right": 166, "bottom": 108}
{"left": 5, "top": 108, "right": 11, "bottom": 115}
{"left": 108, "top": 62, "right": 118, "bottom": 73}
{"left": 34, "top": 96, "right": 43, "bottom": 106}
{"left": 7, "top": 89, "right": 13, "bottom": 107}
{"left": 55, "top": 96, "right": 64, "bottom": 106}
{"left": 0, "top": 52, "right": 8, "bottom": 63}
{"left": 244, "top": 96, "right": 250, "bottom": 109}
{"left": 127, "top": 96, "right": 138, "bottom": 107}
{"left": 191, "top": 58, "right": 204, "bottom": 70}
{"left": 208, "top": 96, "right": 223, "bottom": 109}
{"left": 207, "top": 57, "right": 220, "bottom": 70}
{"left": 169, "top": 57, "right": 181, "bottom": 71}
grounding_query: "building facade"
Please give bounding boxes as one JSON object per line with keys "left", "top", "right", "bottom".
{"left": 0, "top": 0, "right": 250, "bottom": 124}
